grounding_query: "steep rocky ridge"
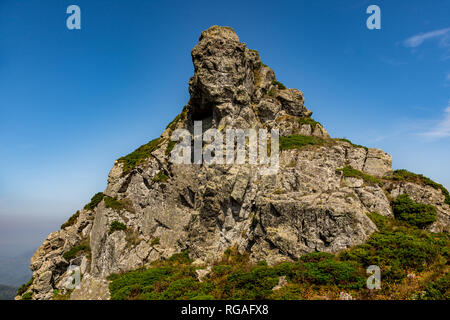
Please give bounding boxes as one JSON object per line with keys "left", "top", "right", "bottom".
{"left": 20, "top": 26, "right": 450, "bottom": 300}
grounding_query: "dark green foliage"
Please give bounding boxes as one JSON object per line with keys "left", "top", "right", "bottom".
{"left": 21, "top": 292, "right": 33, "bottom": 300}
{"left": 84, "top": 192, "right": 105, "bottom": 210}
{"left": 104, "top": 196, "right": 125, "bottom": 211}
{"left": 166, "top": 140, "right": 176, "bottom": 156}
{"left": 109, "top": 220, "right": 127, "bottom": 234}
{"left": 118, "top": 137, "right": 162, "bottom": 174}
{"left": 151, "top": 237, "right": 160, "bottom": 246}
{"left": 17, "top": 276, "right": 33, "bottom": 296}
{"left": 267, "top": 87, "right": 276, "bottom": 97}
{"left": 297, "top": 117, "right": 321, "bottom": 128}
{"left": 336, "top": 166, "right": 381, "bottom": 185}
{"left": 392, "top": 194, "right": 437, "bottom": 228}
{"left": 387, "top": 170, "right": 450, "bottom": 205}
{"left": 272, "top": 80, "right": 286, "bottom": 90}
{"left": 61, "top": 211, "right": 80, "bottom": 229}
{"left": 109, "top": 214, "right": 449, "bottom": 300}
{"left": 422, "top": 272, "right": 449, "bottom": 300}
{"left": 279, "top": 134, "right": 325, "bottom": 150}
{"left": 63, "top": 243, "right": 90, "bottom": 261}
{"left": 334, "top": 138, "right": 368, "bottom": 151}
{"left": 152, "top": 171, "right": 169, "bottom": 183}
{"left": 340, "top": 213, "right": 447, "bottom": 279}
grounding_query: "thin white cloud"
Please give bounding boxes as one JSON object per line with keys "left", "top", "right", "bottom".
{"left": 404, "top": 28, "right": 450, "bottom": 48}
{"left": 422, "top": 101, "right": 450, "bottom": 139}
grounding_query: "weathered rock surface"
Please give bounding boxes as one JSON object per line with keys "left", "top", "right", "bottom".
{"left": 21, "top": 26, "right": 450, "bottom": 300}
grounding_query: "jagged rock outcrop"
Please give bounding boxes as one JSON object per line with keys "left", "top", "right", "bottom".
{"left": 21, "top": 26, "right": 450, "bottom": 300}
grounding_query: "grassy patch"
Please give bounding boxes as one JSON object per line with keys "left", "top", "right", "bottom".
{"left": 151, "top": 237, "right": 160, "bottom": 246}
{"left": 392, "top": 194, "right": 437, "bottom": 228}
{"left": 109, "top": 220, "right": 127, "bottom": 234}
{"left": 63, "top": 241, "right": 91, "bottom": 261}
{"left": 297, "top": 117, "right": 321, "bottom": 129}
{"left": 104, "top": 196, "right": 124, "bottom": 211}
{"left": 17, "top": 277, "right": 33, "bottom": 296}
{"left": 272, "top": 80, "right": 286, "bottom": 90}
{"left": 267, "top": 87, "right": 277, "bottom": 97}
{"left": 84, "top": 192, "right": 105, "bottom": 210}
{"left": 386, "top": 170, "right": 450, "bottom": 205}
{"left": 118, "top": 137, "right": 162, "bottom": 174}
{"left": 61, "top": 211, "right": 80, "bottom": 229}
{"left": 166, "top": 140, "right": 177, "bottom": 156}
{"left": 21, "top": 292, "right": 33, "bottom": 300}
{"left": 334, "top": 138, "right": 368, "bottom": 151}
{"left": 279, "top": 134, "right": 325, "bottom": 151}
{"left": 153, "top": 171, "right": 169, "bottom": 183}
{"left": 336, "top": 166, "right": 381, "bottom": 185}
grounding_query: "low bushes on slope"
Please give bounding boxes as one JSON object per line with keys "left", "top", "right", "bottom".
{"left": 392, "top": 194, "right": 437, "bottom": 228}
{"left": 279, "top": 134, "right": 325, "bottom": 150}
{"left": 108, "top": 212, "right": 449, "bottom": 300}
{"left": 386, "top": 169, "right": 450, "bottom": 205}
{"left": 118, "top": 137, "right": 162, "bottom": 174}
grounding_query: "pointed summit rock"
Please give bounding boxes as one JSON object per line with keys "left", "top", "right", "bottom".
{"left": 22, "top": 26, "right": 449, "bottom": 300}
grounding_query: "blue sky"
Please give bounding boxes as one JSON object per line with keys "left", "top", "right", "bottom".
{"left": 1, "top": 0, "right": 449, "bottom": 255}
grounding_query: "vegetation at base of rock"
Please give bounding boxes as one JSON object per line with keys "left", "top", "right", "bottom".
{"left": 166, "top": 140, "right": 177, "bottom": 156}
{"left": 118, "top": 137, "right": 162, "bottom": 174}
{"left": 297, "top": 117, "right": 321, "bottom": 129}
{"left": 267, "top": 87, "right": 276, "bottom": 97}
{"left": 21, "top": 292, "right": 33, "bottom": 300}
{"left": 386, "top": 170, "right": 450, "bottom": 205}
{"left": 84, "top": 192, "right": 105, "bottom": 210}
{"left": 151, "top": 237, "right": 160, "bottom": 246}
{"left": 52, "top": 289, "right": 73, "bottom": 300}
{"left": 334, "top": 138, "right": 368, "bottom": 151}
{"left": 337, "top": 166, "right": 381, "bottom": 185}
{"left": 279, "top": 135, "right": 325, "bottom": 150}
{"left": 153, "top": 171, "right": 169, "bottom": 183}
{"left": 104, "top": 196, "right": 124, "bottom": 211}
{"left": 108, "top": 212, "right": 449, "bottom": 300}
{"left": 272, "top": 80, "right": 286, "bottom": 90}
{"left": 109, "top": 221, "right": 127, "bottom": 234}
{"left": 61, "top": 211, "right": 80, "bottom": 229}
{"left": 17, "top": 276, "right": 34, "bottom": 296}
{"left": 392, "top": 194, "right": 437, "bottom": 228}
{"left": 63, "top": 242, "right": 91, "bottom": 261}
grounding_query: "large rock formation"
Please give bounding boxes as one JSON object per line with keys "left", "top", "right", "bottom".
{"left": 21, "top": 26, "right": 449, "bottom": 300}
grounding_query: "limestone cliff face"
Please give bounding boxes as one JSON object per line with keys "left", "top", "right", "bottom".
{"left": 22, "top": 26, "right": 450, "bottom": 300}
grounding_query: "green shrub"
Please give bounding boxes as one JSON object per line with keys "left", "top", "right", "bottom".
{"left": 151, "top": 237, "right": 160, "bottom": 246}
{"left": 118, "top": 138, "right": 162, "bottom": 174}
{"left": 297, "top": 117, "right": 321, "bottom": 129}
{"left": 61, "top": 211, "right": 80, "bottom": 229}
{"left": 280, "top": 135, "right": 325, "bottom": 150}
{"left": 267, "top": 87, "right": 276, "bottom": 97}
{"left": 387, "top": 170, "right": 450, "bottom": 205}
{"left": 166, "top": 140, "right": 176, "bottom": 156}
{"left": 109, "top": 220, "right": 127, "bottom": 234}
{"left": 422, "top": 272, "right": 449, "bottom": 300}
{"left": 84, "top": 192, "right": 105, "bottom": 210}
{"left": 104, "top": 197, "right": 125, "bottom": 211}
{"left": 336, "top": 166, "right": 381, "bottom": 185}
{"left": 334, "top": 138, "right": 368, "bottom": 151}
{"left": 392, "top": 194, "right": 437, "bottom": 228}
{"left": 272, "top": 80, "right": 286, "bottom": 90}
{"left": 21, "top": 292, "right": 33, "bottom": 300}
{"left": 63, "top": 243, "right": 90, "bottom": 261}
{"left": 152, "top": 171, "right": 169, "bottom": 183}
{"left": 17, "top": 277, "right": 33, "bottom": 296}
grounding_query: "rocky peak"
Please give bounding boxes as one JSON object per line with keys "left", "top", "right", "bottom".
{"left": 187, "top": 25, "right": 316, "bottom": 135}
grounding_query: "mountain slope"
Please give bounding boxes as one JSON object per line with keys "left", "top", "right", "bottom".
{"left": 20, "top": 26, "right": 450, "bottom": 300}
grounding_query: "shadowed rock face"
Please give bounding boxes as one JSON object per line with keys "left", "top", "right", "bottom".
{"left": 23, "top": 26, "right": 449, "bottom": 300}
